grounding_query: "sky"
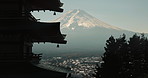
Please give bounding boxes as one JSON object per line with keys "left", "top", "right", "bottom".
{"left": 32, "top": 0, "right": 148, "bottom": 33}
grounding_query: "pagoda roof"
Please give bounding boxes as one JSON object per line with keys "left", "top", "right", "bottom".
{"left": 0, "top": 0, "right": 64, "bottom": 12}
{"left": 0, "top": 20, "right": 67, "bottom": 44}
{"left": 30, "top": 0, "right": 64, "bottom": 12}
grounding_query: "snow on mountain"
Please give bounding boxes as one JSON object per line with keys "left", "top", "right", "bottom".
{"left": 54, "top": 9, "right": 121, "bottom": 30}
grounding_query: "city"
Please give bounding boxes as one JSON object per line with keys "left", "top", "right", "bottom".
{"left": 38, "top": 56, "right": 102, "bottom": 78}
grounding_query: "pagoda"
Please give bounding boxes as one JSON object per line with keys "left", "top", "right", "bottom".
{"left": 0, "top": 0, "right": 67, "bottom": 78}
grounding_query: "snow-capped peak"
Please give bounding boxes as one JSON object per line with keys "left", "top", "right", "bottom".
{"left": 54, "top": 9, "right": 121, "bottom": 30}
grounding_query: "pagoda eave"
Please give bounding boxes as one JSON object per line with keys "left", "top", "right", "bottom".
{"left": 31, "top": 8, "right": 64, "bottom": 12}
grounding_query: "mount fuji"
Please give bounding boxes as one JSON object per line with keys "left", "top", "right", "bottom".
{"left": 33, "top": 9, "right": 136, "bottom": 56}
{"left": 55, "top": 9, "right": 121, "bottom": 30}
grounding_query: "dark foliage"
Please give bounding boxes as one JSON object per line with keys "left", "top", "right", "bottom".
{"left": 94, "top": 34, "right": 148, "bottom": 78}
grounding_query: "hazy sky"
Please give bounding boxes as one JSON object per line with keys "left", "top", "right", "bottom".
{"left": 32, "top": 0, "right": 148, "bottom": 33}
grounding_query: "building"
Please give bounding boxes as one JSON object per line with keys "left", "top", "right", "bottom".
{"left": 0, "top": 0, "right": 67, "bottom": 78}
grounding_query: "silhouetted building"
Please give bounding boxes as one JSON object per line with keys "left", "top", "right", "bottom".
{"left": 0, "top": 0, "right": 67, "bottom": 78}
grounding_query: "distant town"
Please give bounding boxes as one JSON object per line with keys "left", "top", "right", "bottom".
{"left": 38, "top": 55, "right": 102, "bottom": 78}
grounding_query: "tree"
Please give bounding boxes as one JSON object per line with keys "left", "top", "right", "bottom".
{"left": 95, "top": 34, "right": 127, "bottom": 78}
{"left": 95, "top": 34, "right": 148, "bottom": 78}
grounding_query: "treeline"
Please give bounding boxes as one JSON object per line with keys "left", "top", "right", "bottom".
{"left": 95, "top": 34, "right": 148, "bottom": 78}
